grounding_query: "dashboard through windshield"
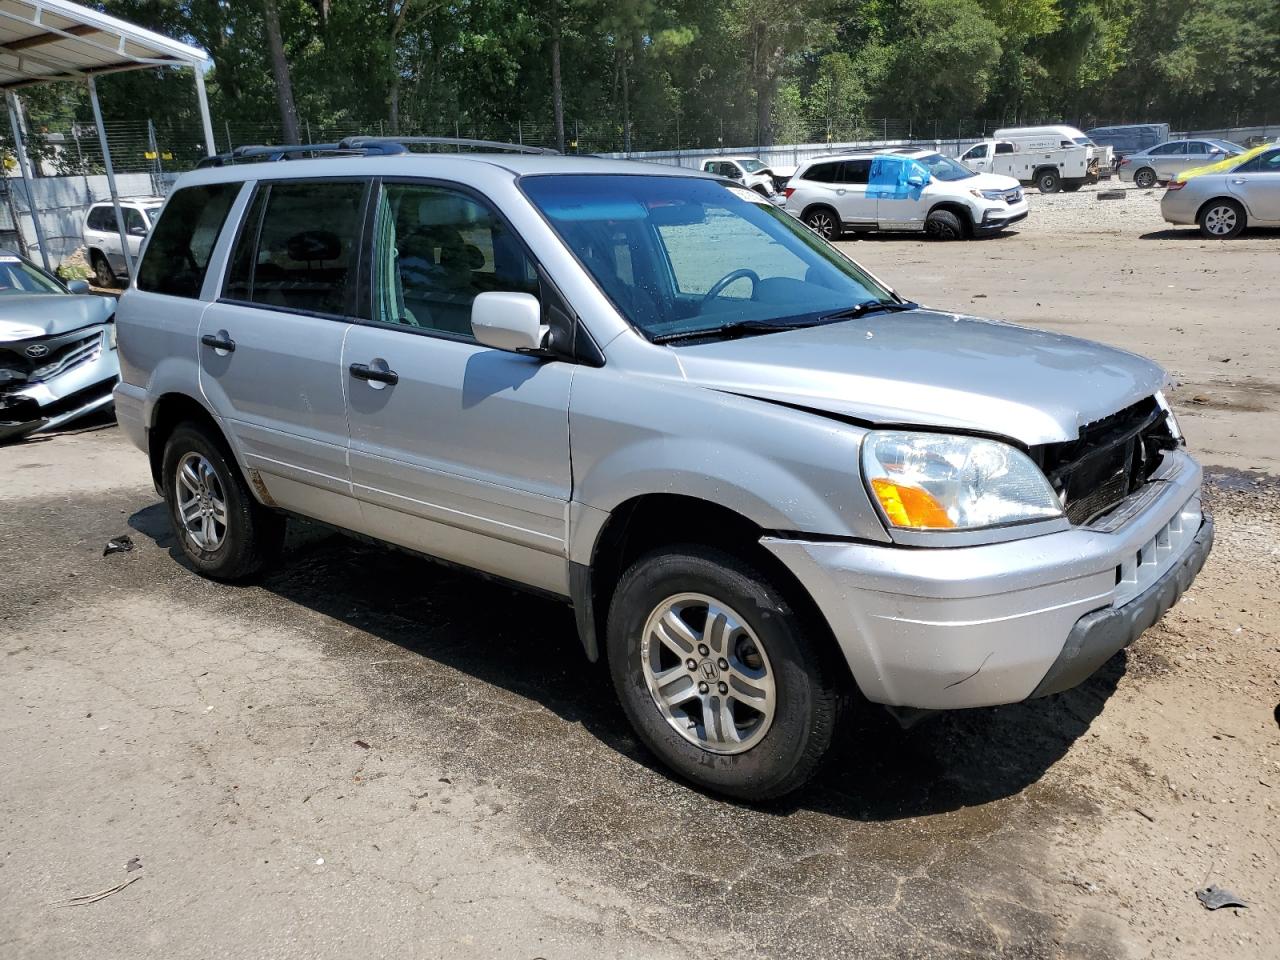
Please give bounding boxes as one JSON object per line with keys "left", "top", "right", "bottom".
{"left": 521, "top": 175, "right": 897, "bottom": 342}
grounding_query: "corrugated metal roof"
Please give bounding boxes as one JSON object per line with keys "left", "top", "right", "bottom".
{"left": 0, "top": 0, "right": 207, "bottom": 90}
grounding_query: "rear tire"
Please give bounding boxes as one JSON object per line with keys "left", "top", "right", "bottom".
{"left": 89, "top": 250, "right": 117, "bottom": 288}
{"left": 924, "top": 209, "right": 964, "bottom": 240}
{"left": 605, "top": 545, "right": 842, "bottom": 801}
{"left": 1035, "top": 169, "right": 1061, "bottom": 193}
{"left": 1198, "top": 199, "right": 1245, "bottom": 239}
{"left": 1134, "top": 167, "right": 1157, "bottom": 189}
{"left": 803, "top": 207, "right": 840, "bottom": 240}
{"left": 162, "top": 422, "right": 284, "bottom": 581}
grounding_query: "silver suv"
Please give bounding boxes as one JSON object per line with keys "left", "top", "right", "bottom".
{"left": 114, "top": 141, "right": 1212, "bottom": 800}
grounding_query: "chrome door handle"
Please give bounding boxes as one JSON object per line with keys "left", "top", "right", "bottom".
{"left": 349, "top": 361, "right": 399, "bottom": 386}
{"left": 1231, "top": 178, "right": 1247, "bottom": 184}
{"left": 836, "top": 189, "right": 846, "bottom": 195}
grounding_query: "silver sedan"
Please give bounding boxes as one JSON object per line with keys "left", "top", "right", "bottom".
{"left": 1160, "top": 145, "right": 1280, "bottom": 238}
{"left": 1119, "top": 139, "right": 1243, "bottom": 188}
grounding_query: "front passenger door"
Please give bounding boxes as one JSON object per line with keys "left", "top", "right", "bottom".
{"left": 342, "top": 180, "right": 575, "bottom": 595}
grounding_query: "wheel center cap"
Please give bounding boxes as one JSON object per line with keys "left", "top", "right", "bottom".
{"left": 697, "top": 658, "right": 720, "bottom": 682}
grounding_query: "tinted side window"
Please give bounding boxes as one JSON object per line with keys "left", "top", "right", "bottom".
{"left": 136, "top": 183, "right": 241, "bottom": 299}
{"left": 372, "top": 182, "right": 537, "bottom": 337}
{"left": 87, "top": 207, "right": 109, "bottom": 231}
{"left": 995, "top": 141, "right": 1015, "bottom": 155}
{"left": 224, "top": 180, "right": 366, "bottom": 316}
{"left": 125, "top": 208, "right": 146, "bottom": 234}
{"left": 1235, "top": 149, "right": 1280, "bottom": 173}
{"left": 839, "top": 159, "right": 872, "bottom": 184}
{"left": 805, "top": 162, "right": 837, "bottom": 183}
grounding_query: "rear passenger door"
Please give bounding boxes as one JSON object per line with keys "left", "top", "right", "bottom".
{"left": 341, "top": 179, "right": 574, "bottom": 595}
{"left": 830, "top": 159, "right": 874, "bottom": 227}
{"left": 198, "top": 178, "right": 370, "bottom": 529}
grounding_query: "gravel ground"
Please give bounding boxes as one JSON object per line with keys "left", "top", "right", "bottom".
{"left": 2, "top": 180, "right": 1278, "bottom": 960}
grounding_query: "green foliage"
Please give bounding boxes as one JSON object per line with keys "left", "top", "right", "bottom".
{"left": 11, "top": 0, "right": 1276, "bottom": 158}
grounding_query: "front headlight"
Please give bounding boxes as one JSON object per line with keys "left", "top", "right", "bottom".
{"left": 970, "top": 188, "right": 1009, "bottom": 201}
{"left": 862, "top": 431, "right": 1063, "bottom": 531}
{"left": 107, "top": 320, "right": 117, "bottom": 350}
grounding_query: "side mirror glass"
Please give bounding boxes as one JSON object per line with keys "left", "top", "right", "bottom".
{"left": 471, "top": 291, "right": 548, "bottom": 354}
{"left": 65, "top": 279, "right": 90, "bottom": 295}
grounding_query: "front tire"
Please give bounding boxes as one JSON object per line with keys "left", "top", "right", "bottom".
{"left": 803, "top": 207, "right": 840, "bottom": 240}
{"left": 925, "top": 209, "right": 964, "bottom": 240}
{"left": 606, "top": 545, "right": 841, "bottom": 801}
{"left": 162, "top": 422, "right": 284, "bottom": 581}
{"left": 1036, "top": 169, "right": 1061, "bottom": 193}
{"left": 1198, "top": 199, "right": 1246, "bottom": 239}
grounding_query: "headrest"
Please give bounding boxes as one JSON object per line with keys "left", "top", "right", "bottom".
{"left": 417, "top": 194, "right": 480, "bottom": 227}
{"left": 287, "top": 230, "right": 341, "bottom": 262}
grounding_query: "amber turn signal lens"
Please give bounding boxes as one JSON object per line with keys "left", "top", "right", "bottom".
{"left": 870, "top": 478, "right": 955, "bottom": 529}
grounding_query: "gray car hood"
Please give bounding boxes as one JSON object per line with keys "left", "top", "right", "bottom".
{"left": 0, "top": 294, "right": 115, "bottom": 341}
{"left": 673, "top": 308, "right": 1166, "bottom": 446}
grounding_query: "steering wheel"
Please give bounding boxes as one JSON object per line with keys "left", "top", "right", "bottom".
{"left": 701, "top": 268, "right": 760, "bottom": 305}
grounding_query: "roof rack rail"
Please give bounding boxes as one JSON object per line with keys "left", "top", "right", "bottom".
{"left": 338, "top": 135, "right": 558, "bottom": 156}
{"left": 195, "top": 141, "right": 409, "bottom": 168}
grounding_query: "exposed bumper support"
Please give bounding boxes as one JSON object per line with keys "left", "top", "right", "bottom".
{"left": 1029, "top": 515, "right": 1214, "bottom": 698}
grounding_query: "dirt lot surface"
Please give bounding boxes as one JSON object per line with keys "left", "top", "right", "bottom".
{"left": 2, "top": 184, "right": 1278, "bottom": 959}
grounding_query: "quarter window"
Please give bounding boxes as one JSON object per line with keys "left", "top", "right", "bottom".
{"left": 371, "top": 182, "right": 537, "bottom": 338}
{"left": 995, "top": 141, "right": 1015, "bottom": 155}
{"left": 136, "top": 183, "right": 241, "bottom": 299}
{"left": 805, "top": 162, "right": 838, "bottom": 183}
{"left": 223, "top": 180, "right": 367, "bottom": 316}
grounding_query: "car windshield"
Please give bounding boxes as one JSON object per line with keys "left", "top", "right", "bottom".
{"left": 522, "top": 174, "right": 897, "bottom": 342}
{"left": 738, "top": 159, "right": 767, "bottom": 173}
{"left": 0, "top": 255, "right": 63, "bottom": 295}
{"left": 1072, "top": 137, "right": 1094, "bottom": 146}
{"left": 914, "top": 152, "right": 975, "bottom": 181}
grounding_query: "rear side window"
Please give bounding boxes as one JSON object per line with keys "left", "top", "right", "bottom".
{"left": 804, "top": 162, "right": 838, "bottom": 183}
{"left": 87, "top": 206, "right": 111, "bottom": 231}
{"left": 839, "top": 159, "right": 871, "bottom": 184}
{"left": 224, "top": 180, "right": 367, "bottom": 316}
{"left": 136, "top": 183, "right": 241, "bottom": 299}
{"left": 995, "top": 142, "right": 1015, "bottom": 155}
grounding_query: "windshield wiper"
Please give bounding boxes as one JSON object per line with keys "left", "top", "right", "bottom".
{"left": 818, "top": 299, "right": 918, "bottom": 323}
{"left": 651, "top": 318, "right": 820, "bottom": 344}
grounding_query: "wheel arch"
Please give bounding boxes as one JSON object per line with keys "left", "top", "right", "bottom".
{"left": 1195, "top": 195, "right": 1246, "bottom": 225}
{"left": 570, "top": 494, "right": 846, "bottom": 689}
{"left": 799, "top": 201, "right": 840, "bottom": 224}
{"left": 925, "top": 201, "right": 974, "bottom": 235}
{"left": 146, "top": 392, "right": 230, "bottom": 492}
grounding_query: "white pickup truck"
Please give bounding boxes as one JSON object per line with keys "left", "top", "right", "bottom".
{"left": 959, "top": 125, "right": 1109, "bottom": 193}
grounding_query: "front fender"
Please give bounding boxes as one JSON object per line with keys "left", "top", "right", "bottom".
{"left": 566, "top": 369, "right": 890, "bottom": 564}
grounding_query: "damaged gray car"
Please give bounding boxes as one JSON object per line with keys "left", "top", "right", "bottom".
{"left": 0, "top": 249, "right": 118, "bottom": 442}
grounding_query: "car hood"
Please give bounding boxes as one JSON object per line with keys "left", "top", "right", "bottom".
{"left": 673, "top": 308, "right": 1166, "bottom": 446}
{"left": 966, "top": 172, "right": 1022, "bottom": 191}
{"left": 0, "top": 294, "right": 114, "bottom": 340}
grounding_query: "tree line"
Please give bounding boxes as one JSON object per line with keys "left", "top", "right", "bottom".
{"left": 20, "top": 0, "right": 1280, "bottom": 157}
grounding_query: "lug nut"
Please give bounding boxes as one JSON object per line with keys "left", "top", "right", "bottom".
{"left": 718, "top": 681, "right": 728, "bottom": 694}
{"left": 686, "top": 658, "right": 698, "bottom": 671}
{"left": 717, "top": 658, "right": 729, "bottom": 671}
{"left": 697, "top": 681, "right": 709, "bottom": 694}
{"left": 697, "top": 644, "right": 710, "bottom": 656}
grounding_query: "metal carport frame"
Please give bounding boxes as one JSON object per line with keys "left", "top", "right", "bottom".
{"left": 0, "top": 0, "right": 214, "bottom": 273}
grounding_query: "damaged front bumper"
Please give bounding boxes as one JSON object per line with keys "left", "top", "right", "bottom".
{"left": 0, "top": 324, "right": 119, "bottom": 442}
{"left": 761, "top": 448, "right": 1209, "bottom": 710}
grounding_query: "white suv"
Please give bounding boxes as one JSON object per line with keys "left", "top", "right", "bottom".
{"left": 783, "top": 149, "right": 1028, "bottom": 240}
{"left": 83, "top": 197, "right": 164, "bottom": 287}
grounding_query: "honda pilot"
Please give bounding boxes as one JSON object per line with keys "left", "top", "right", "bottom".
{"left": 113, "top": 142, "right": 1211, "bottom": 800}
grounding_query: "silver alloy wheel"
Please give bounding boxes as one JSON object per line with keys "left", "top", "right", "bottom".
{"left": 1203, "top": 204, "right": 1238, "bottom": 236}
{"left": 806, "top": 211, "right": 835, "bottom": 239}
{"left": 639, "top": 592, "right": 777, "bottom": 755}
{"left": 1134, "top": 168, "right": 1156, "bottom": 189}
{"left": 175, "top": 452, "right": 229, "bottom": 551}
